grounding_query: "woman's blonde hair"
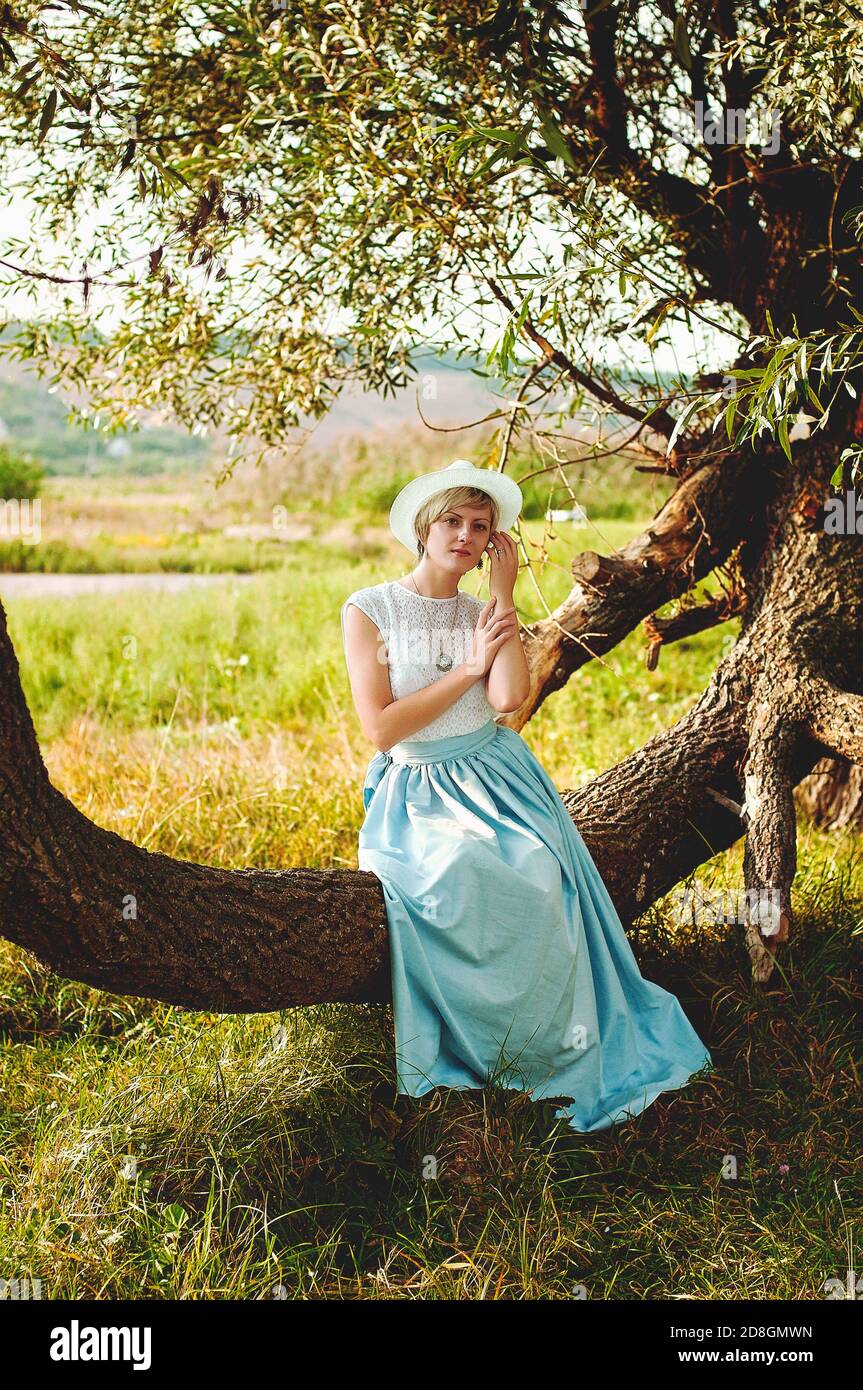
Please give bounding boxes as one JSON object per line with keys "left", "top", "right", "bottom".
{"left": 413, "top": 486, "right": 498, "bottom": 561}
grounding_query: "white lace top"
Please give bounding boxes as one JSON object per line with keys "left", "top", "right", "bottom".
{"left": 341, "top": 578, "right": 498, "bottom": 741}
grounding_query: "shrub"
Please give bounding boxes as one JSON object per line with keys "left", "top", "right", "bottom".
{"left": 0, "top": 444, "right": 45, "bottom": 500}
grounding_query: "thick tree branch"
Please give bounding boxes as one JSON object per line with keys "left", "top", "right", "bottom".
{"left": 804, "top": 678, "right": 863, "bottom": 764}
{"left": 643, "top": 587, "right": 747, "bottom": 667}
{"left": 506, "top": 434, "right": 781, "bottom": 725}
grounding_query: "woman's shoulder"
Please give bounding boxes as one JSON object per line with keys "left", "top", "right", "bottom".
{"left": 341, "top": 580, "right": 392, "bottom": 634}
{"left": 343, "top": 579, "right": 391, "bottom": 603}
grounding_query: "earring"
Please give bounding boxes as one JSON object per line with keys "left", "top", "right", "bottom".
{"left": 476, "top": 556, "right": 483, "bottom": 569}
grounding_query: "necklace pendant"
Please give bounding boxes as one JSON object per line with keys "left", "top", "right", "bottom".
{"left": 435, "top": 652, "right": 453, "bottom": 672}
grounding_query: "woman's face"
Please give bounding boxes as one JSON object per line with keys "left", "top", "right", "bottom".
{"left": 427, "top": 503, "right": 494, "bottom": 571}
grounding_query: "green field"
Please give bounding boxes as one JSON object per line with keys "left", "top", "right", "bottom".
{"left": 0, "top": 466, "right": 860, "bottom": 1299}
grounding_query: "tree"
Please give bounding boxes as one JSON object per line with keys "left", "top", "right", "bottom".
{"left": 0, "top": 442, "right": 45, "bottom": 499}
{"left": 0, "top": 0, "right": 861, "bottom": 997}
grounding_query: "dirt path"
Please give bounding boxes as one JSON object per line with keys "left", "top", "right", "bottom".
{"left": 0, "top": 573, "right": 257, "bottom": 599}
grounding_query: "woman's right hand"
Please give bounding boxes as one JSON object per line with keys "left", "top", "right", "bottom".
{"left": 464, "top": 597, "right": 519, "bottom": 677}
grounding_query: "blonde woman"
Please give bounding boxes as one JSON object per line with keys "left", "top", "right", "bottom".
{"left": 341, "top": 460, "right": 712, "bottom": 1132}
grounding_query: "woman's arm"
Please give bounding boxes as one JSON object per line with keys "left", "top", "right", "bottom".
{"left": 343, "top": 604, "right": 484, "bottom": 752}
{"left": 482, "top": 531, "right": 531, "bottom": 713}
{"left": 484, "top": 610, "right": 530, "bottom": 713}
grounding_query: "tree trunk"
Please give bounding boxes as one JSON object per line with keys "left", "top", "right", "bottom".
{"left": 518, "top": 436, "right": 863, "bottom": 980}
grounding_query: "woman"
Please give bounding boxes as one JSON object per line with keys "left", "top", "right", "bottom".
{"left": 341, "top": 459, "right": 712, "bottom": 1132}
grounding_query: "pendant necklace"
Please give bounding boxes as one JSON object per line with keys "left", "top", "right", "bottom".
{"left": 408, "top": 573, "right": 461, "bottom": 672}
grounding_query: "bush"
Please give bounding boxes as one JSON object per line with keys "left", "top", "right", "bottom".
{"left": 0, "top": 444, "right": 45, "bottom": 500}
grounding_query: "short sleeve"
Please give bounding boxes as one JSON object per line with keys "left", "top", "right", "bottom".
{"left": 340, "top": 588, "right": 383, "bottom": 647}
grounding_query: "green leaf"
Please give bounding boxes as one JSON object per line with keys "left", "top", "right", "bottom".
{"left": 473, "top": 143, "right": 511, "bottom": 180}
{"left": 665, "top": 395, "right": 702, "bottom": 457}
{"left": 777, "top": 413, "right": 792, "bottom": 463}
{"left": 724, "top": 395, "right": 737, "bottom": 442}
{"left": 822, "top": 338, "right": 834, "bottom": 380}
{"left": 467, "top": 122, "right": 522, "bottom": 145}
{"left": 539, "top": 112, "right": 575, "bottom": 168}
{"left": 514, "top": 290, "right": 532, "bottom": 331}
{"left": 645, "top": 298, "right": 674, "bottom": 345}
{"left": 142, "top": 149, "right": 192, "bottom": 190}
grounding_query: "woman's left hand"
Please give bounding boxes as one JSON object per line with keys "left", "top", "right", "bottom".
{"left": 485, "top": 530, "right": 519, "bottom": 601}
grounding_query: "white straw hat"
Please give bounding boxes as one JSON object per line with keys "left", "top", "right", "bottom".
{"left": 388, "top": 459, "right": 523, "bottom": 556}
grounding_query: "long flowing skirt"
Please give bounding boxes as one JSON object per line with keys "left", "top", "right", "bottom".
{"left": 358, "top": 717, "right": 712, "bottom": 1133}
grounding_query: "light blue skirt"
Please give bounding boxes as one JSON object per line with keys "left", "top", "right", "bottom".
{"left": 358, "top": 718, "right": 713, "bottom": 1133}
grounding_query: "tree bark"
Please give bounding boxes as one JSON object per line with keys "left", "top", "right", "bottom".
{"left": 795, "top": 758, "right": 863, "bottom": 831}
{"left": 540, "top": 437, "right": 863, "bottom": 980}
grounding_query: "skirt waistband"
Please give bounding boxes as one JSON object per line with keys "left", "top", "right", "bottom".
{"left": 387, "top": 718, "right": 499, "bottom": 766}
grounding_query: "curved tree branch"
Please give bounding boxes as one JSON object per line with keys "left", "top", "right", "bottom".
{"left": 803, "top": 678, "right": 863, "bottom": 764}
{"left": 506, "top": 433, "right": 782, "bottom": 727}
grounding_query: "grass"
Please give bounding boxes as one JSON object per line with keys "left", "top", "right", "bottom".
{"left": 1, "top": 887, "right": 860, "bottom": 1297}
{"left": 0, "top": 465, "right": 861, "bottom": 1299}
{"left": 0, "top": 535, "right": 291, "bottom": 575}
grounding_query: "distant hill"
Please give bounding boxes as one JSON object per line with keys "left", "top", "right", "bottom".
{"left": 0, "top": 326, "right": 210, "bottom": 476}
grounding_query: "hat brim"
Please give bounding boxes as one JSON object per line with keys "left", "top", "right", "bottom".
{"left": 388, "top": 464, "right": 523, "bottom": 555}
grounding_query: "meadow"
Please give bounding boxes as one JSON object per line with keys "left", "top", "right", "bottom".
{"left": 0, "top": 448, "right": 860, "bottom": 1299}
